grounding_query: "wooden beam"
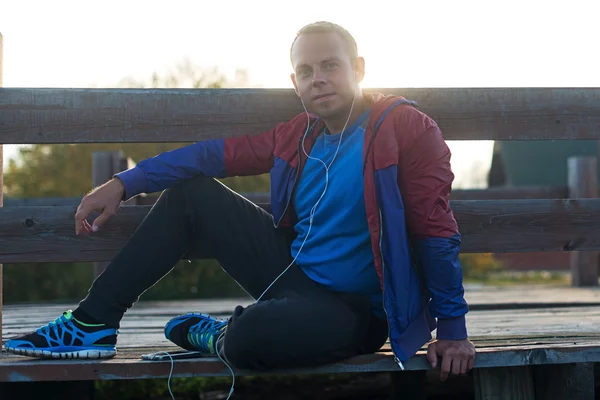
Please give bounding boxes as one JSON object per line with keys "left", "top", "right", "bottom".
{"left": 1, "top": 88, "right": 600, "bottom": 144}
{"left": 3, "top": 197, "right": 82, "bottom": 207}
{"left": 2, "top": 341, "right": 600, "bottom": 382}
{"left": 451, "top": 186, "right": 568, "bottom": 200}
{"left": 533, "top": 363, "right": 595, "bottom": 400}
{"left": 474, "top": 366, "right": 535, "bottom": 400}
{"left": 92, "top": 151, "right": 127, "bottom": 278}
{"left": 568, "top": 156, "right": 599, "bottom": 287}
{"left": 3, "top": 199, "right": 600, "bottom": 262}
{"left": 0, "top": 32, "right": 4, "bottom": 350}
{"left": 0, "top": 185, "right": 572, "bottom": 208}
{"left": 1, "top": 186, "right": 570, "bottom": 208}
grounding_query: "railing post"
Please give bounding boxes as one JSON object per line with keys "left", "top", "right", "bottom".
{"left": 92, "top": 151, "right": 127, "bottom": 279}
{"left": 568, "top": 156, "right": 599, "bottom": 286}
{"left": 0, "top": 32, "right": 4, "bottom": 349}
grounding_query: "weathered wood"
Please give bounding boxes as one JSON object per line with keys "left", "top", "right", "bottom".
{"left": 0, "top": 33, "right": 3, "bottom": 87}
{"left": 0, "top": 185, "right": 573, "bottom": 207}
{"left": 1, "top": 88, "right": 600, "bottom": 143}
{"left": 3, "top": 297, "right": 600, "bottom": 382}
{"left": 533, "top": 363, "right": 595, "bottom": 400}
{"left": 2, "top": 341, "right": 600, "bottom": 382}
{"left": 2, "top": 193, "right": 268, "bottom": 207}
{"left": 6, "top": 298, "right": 600, "bottom": 349}
{"left": 462, "top": 285, "right": 600, "bottom": 308}
{"left": 474, "top": 366, "right": 535, "bottom": 400}
{"left": 3, "top": 199, "right": 600, "bottom": 262}
{"left": 92, "top": 151, "right": 126, "bottom": 278}
{"left": 568, "top": 156, "right": 599, "bottom": 287}
{"left": 4, "top": 197, "right": 82, "bottom": 207}
{"left": 0, "top": 32, "right": 4, "bottom": 350}
{"left": 390, "top": 370, "right": 426, "bottom": 400}
{"left": 451, "top": 186, "right": 568, "bottom": 200}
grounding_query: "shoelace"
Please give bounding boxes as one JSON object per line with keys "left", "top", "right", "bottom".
{"left": 187, "top": 317, "right": 227, "bottom": 353}
{"left": 38, "top": 312, "right": 70, "bottom": 335}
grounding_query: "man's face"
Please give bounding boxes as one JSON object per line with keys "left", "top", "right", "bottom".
{"left": 290, "top": 32, "right": 361, "bottom": 119}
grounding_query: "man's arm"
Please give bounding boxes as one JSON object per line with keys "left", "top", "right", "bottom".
{"left": 394, "top": 109, "right": 474, "bottom": 379}
{"left": 115, "top": 124, "right": 282, "bottom": 201}
{"left": 396, "top": 121, "right": 468, "bottom": 332}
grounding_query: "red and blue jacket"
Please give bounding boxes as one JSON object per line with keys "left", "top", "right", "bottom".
{"left": 117, "top": 92, "right": 469, "bottom": 364}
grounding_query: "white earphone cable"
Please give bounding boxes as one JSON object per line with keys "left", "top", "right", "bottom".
{"left": 155, "top": 78, "right": 359, "bottom": 400}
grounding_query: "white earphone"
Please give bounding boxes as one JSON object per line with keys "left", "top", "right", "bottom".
{"left": 257, "top": 69, "right": 358, "bottom": 302}
{"left": 151, "top": 69, "right": 362, "bottom": 400}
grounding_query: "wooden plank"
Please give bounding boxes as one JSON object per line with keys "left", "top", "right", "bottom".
{"left": 0, "top": 186, "right": 571, "bottom": 208}
{"left": 0, "top": 32, "right": 4, "bottom": 350}
{"left": 390, "top": 370, "right": 426, "bottom": 400}
{"left": 10, "top": 285, "right": 600, "bottom": 328}
{"left": 533, "top": 363, "right": 595, "bottom": 400}
{"left": 3, "top": 197, "right": 81, "bottom": 207}
{"left": 1, "top": 88, "right": 600, "bottom": 143}
{"left": 3, "top": 297, "right": 600, "bottom": 382}
{"left": 2, "top": 341, "right": 600, "bottom": 382}
{"left": 463, "top": 285, "right": 600, "bottom": 308}
{"left": 3, "top": 198, "right": 600, "bottom": 262}
{"left": 451, "top": 186, "right": 568, "bottom": 200}
{"left": 92, "top": 151, "right": 126, "bottom": 278}
{"left": 568, "top": 156, "right": 599, "bottom": 287}
{"left": 474, "top": 366, "right": 535, "bottom": 400}
{"left": 2, "top": 192, "right": 269, "bottom": 207}
{"left": 5, "top": 301, "right": 600, "bottom": 349}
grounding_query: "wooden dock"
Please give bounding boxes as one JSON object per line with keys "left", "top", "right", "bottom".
{"left": 2, "top": 285, "right": 600, "bottom": 382}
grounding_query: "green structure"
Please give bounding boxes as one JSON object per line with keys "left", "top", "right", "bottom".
{"left": 488, "top": 141, "right": 600, "bottom": 187}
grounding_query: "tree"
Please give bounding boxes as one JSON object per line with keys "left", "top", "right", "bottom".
{"left": 4, "top": 61, "right": 266, "bottom": 303}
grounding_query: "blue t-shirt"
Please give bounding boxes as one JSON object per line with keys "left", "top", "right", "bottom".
{"left": 291, "top": 111, "right": 384, "bottom": 318}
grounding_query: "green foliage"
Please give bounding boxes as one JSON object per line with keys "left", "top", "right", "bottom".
{"left": 3, "top": 263, "right": 94, "bottom": 304}
{"left": 459, "top": 253, "right": 504, "bottom": 281}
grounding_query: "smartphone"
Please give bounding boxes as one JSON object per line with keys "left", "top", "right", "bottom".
{"left": 141, "top": 350, "right": 209, "bottom": 361}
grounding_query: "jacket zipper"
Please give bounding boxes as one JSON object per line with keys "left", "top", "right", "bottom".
{"left": 379, "top": 208, "right": 405, "bottom": 370}
{"left": 274, "top": 135, "right": 305, "bottom": 228}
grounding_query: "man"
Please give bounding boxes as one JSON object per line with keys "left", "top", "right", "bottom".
{"left": 5, "top": 21, "right": 475, "bottom": 381}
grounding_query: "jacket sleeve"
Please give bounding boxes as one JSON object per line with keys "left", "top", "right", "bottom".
{"left": 396, "top": 116, "right": 469, "bottom": 341}
{"left": 114, "top": 126, "right": 280, "bottom": 200}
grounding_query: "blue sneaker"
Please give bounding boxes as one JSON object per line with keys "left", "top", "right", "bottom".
{"left": 3, "top": 310, "right": 117, "bottom": 359}
{"left": 164, "top": 312, "right": 227, "bottom": 354}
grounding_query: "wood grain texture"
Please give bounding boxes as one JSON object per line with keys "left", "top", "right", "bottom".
{"left": 1, "top": 88, "right": 600, "bottom": 143}
{"left": 3, "top": 199, "right": 600, "bottom": 262}
{"left": 568, "top": 157, "right": 599, "bottom": 287}
{"left": 450, "top": 186, "right": 568, "bottom": 200}
{"left": 5, "top": 299, "right": 600, "bottom": 349}
{"left": 3, "top": 295, "right": 600, "bottom": 382}
{"left": 0, "top": 32, "right": 4, "bottom": 348}
{"left": 533, "top": 363, "right": 595, "bottom": 400}
{"left": 474, "top": 366, "right": 535, "bottom": 400}
{"left": 2, "top": 341, "right": 600, "bottom": 382}
{"left": 1, "top": 185, "right": 570, "bottom": 208}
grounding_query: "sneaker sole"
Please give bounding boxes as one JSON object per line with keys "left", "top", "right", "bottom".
{"left": 5, "top": 347, "right": 116, "bottom": 359}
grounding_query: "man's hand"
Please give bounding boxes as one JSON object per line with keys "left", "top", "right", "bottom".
{"left": 427, "top": 338, "right": 475, "bottom": 381}
{"left": 75, "top": 178, "right": 125, "bottom": 235}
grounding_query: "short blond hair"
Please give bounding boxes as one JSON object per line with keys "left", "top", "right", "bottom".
{"left": 290, "top": 21, "right": 358, "bottom": 64}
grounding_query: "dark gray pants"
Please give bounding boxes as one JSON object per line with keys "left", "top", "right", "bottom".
{"left": 79, "top": 176, "right": 388, "bottom": 370}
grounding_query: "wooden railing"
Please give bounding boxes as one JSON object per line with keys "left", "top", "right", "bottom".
{"left": 2, "top": 81, "right": 600, "bottom": 398}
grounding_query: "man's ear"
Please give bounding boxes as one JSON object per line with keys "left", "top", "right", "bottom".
{"left": 290, "top": 73, "right": 300, "bottom": 97}
{"left": 353, "top": 56, "right": 366, "bottom": 84}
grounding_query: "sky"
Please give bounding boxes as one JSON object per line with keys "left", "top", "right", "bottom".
{"left": 1, "top": 0, "right": 599, "bottom": 187}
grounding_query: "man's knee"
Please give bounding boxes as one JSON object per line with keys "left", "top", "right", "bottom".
{"left": 221, "top": 323, "right": 262, "bottom": 370}
{"left": 164, "top": 176, "right": 227, "bottom": 213}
